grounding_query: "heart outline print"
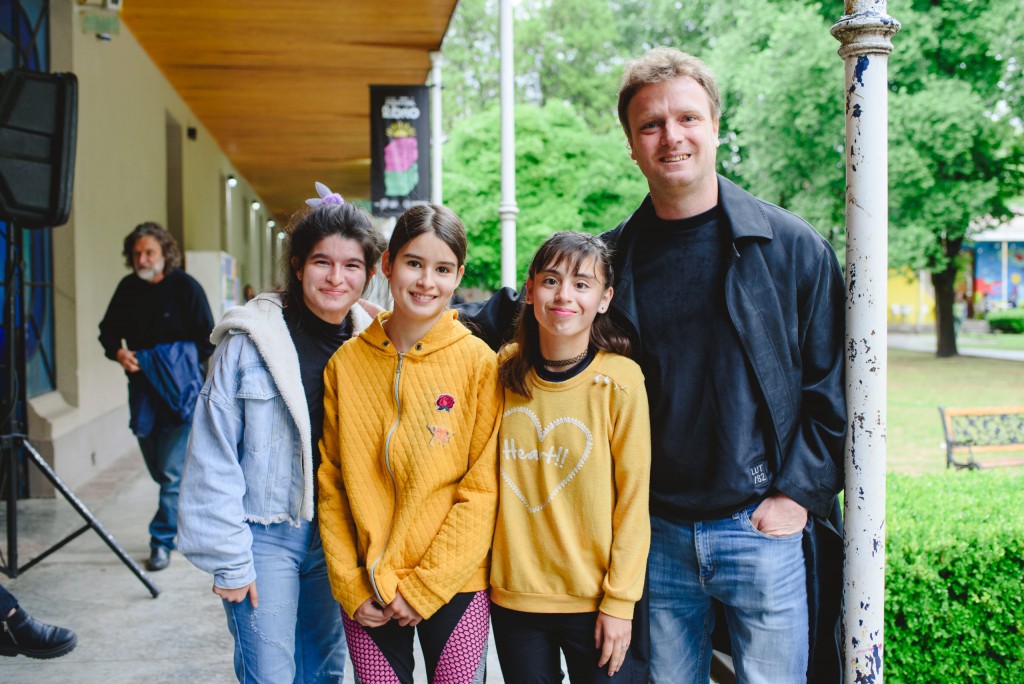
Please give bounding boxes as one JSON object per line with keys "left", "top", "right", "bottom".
{"left": 500, "top": 406, "right": 593, "bottom": 514}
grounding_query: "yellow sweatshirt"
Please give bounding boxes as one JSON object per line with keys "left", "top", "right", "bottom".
{"left": 490, "top": 350, "right": 651, "bottom": 620}
{"left": 318, "top": 310, "right": 502, "bottom": 620}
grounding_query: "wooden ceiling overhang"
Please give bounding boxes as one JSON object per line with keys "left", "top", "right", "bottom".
{"left": 122, "top": 1, "right": 459, "bottom": 220}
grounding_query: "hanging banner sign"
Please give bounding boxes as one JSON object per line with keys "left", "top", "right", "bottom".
{"left": 369, "top": 85, "right": 431, "bottom": 217}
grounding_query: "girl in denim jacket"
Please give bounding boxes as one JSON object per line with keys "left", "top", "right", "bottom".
{"left": 179, "top": 184, "right": 386, "bottom": 683}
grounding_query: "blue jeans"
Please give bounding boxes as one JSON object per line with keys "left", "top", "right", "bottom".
{"left": 137, "top": 422, "right": 189, "bottom": 550}
{"left": 223, "top": 520, "right": 347, "bottom": 683}
{"left": 0, "top": 584, "right": 17, "bottom": 617}
{"left": 648, "top": 508, "right": 808, "bottom": 684}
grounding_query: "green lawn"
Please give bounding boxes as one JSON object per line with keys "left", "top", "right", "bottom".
{"left": 886, "top": 349, "right": 1024, "bottom": 474}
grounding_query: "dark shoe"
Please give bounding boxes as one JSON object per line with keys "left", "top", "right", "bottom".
{"left": 0, "top": 607, "right": 77, "bottom": 659}
{"left": 146, "top": 546, "right": 171, "bottom": 571}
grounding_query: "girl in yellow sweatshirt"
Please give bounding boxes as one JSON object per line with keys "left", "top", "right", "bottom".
{"left": 491, "top": 231, "right": 651, "bottom": 682}
{"left": 318, "top": 205, "right": 502, "bottom": 683}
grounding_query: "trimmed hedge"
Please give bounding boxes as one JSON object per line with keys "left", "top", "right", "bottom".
{"left": 887, "top": 472, "right": 1024, "bottom": 683}
{"left": 986, "top": 308, "right": 1024, "bottom": 334}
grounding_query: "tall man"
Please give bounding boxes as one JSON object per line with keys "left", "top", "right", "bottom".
{"left": 609, "top": 48, "right": 846, "bottom": 683}
{"left": 99, "top": 222, "right": 214, "bottom": 571}
{"left": 466, "top": 46, "right": 846, "bottom": 683}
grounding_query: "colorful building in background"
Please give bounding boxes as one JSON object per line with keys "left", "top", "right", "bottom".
{"left": 887, "top": 268, "right": 936, "bottom": 328}
{"left": 972, "top": 213, "right": 1024, "bottom": 313}
{"left": 886, "top": 211, "right": 1024, "bottom": 328}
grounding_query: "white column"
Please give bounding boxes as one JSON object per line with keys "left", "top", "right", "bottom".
{"left": 831, "top": 3, "right": 900, "bottom": 683}
{"left": 499, "top": 0, "right": 518, "bottom": 289}
{"left": 429, "top": 51, "right": 444, "bottom": 205}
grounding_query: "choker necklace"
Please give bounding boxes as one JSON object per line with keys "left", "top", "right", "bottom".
{"left": 541, "top": 349, "right": 589, "bottom": 368}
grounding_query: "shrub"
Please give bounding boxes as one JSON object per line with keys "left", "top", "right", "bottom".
{"left": 986, "top": 308, "right": 1024, "bottom": 334}
{"left": 887, "top": 472, "right": 1024, "bottom": 683}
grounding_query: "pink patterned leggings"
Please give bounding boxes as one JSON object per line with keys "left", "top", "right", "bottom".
{"left": 342, "top": 590, "right": 489, "bottom": 684}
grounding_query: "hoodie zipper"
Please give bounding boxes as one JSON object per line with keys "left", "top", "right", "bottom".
{"left": 368, "top": 351, "right": 404, "bottom": 605}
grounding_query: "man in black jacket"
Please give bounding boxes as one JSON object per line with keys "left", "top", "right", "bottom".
{"left": 466, "top": 47, "right": 845, "bottom": 684}
{"left": 98, "top": 222, "right": 214, "bottom": 572}
{"left": 608, "top": 47, "right": 845, "bottom": 684}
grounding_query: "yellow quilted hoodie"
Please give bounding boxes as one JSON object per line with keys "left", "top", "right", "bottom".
{"left": 318, "top": 310, "right": 502, "bottom": 620}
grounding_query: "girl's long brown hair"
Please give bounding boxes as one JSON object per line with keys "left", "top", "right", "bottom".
{"left": 499, "top": 231, "right": 632, "bottom": 399}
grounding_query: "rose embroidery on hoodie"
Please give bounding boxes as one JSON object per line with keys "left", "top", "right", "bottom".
{"left": 435, "top": 394, "right": 455, "bottom": 412}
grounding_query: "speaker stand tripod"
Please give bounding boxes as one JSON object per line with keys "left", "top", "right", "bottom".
{"left": 1, "top": 221, "right": 158, "bottom": 597}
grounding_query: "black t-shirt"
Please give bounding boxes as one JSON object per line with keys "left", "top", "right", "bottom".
{"left": 283, "top": 298, "right": 353, "bottom": 487}
{"left": 632, "top": 204, "right": 771, "bottom": 519}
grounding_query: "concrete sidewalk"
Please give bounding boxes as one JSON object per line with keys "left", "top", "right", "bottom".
{"left": 888, "top": 331, "right": 1024, "bottom": 361}
{"left": 1, "top": 453, "right": 501, "bottom": 683}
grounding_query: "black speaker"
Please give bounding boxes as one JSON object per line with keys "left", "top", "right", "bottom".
{"left": 0, "top": 70, "right": 78, "bottom": 228}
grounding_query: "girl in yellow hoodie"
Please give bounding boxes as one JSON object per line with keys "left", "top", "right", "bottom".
{"left": 490, "top": 231, "right": 651, "bottom": 682}
{"left": 318, "top": 205, "right": 501, "bottom": 683}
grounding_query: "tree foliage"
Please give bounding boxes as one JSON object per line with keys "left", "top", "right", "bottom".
{"left": 441, "top": 0, "right": 1024, "bottom": 336}
{"left": 444, "top": 102, "right": 647, "bottom": 287}
{"left": 886, "top": 0, "right": 1024, "bottom": 355}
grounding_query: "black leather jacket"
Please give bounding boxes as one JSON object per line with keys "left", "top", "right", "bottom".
{"left": 467, "top": 175, "right": 847, "bottom": 515}
{"left": 603, "top": 175, "right": 846, "bottom": 519}
{"left": 464, "top": 174, "right": 847, "bottom": 682}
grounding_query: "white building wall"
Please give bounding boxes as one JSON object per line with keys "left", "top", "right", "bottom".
{"left": 27, "top": 1, "right": 264, "bottom": 492}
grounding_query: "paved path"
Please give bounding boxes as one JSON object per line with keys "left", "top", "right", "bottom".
{"left": 0, "top": 454, "right": 502, "bottom": 683}
{"left": 888, "top": 332, "right": 1024, "bottom": 361}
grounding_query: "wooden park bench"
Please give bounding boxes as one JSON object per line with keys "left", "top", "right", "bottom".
{"left": 938, "top": 406, "right": 1024, "bottom": 470}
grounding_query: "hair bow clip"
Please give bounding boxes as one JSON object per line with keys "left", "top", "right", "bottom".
{"left": 305, "top": 181, "right": 345, "bottom": 207}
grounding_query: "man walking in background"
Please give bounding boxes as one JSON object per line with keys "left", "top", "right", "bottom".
{"left": 99, "top": 222, "right": 214, "bottom": 572}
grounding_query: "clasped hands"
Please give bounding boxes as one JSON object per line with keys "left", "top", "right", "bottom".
{"left": 354, "top": 591, "right": 422, "bottom": 628}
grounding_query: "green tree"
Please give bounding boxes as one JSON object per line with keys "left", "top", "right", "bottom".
{"left": 441, "top": 0, "right": 1024, "bottom": 359}
{"left": 887, "top": 0, "right": 1024, "bottom": 356}
{"left": 440, "top": 0, "right": 502, "bottom": 131}
{"left": 516, "top": 0, "right": 624, "bottom": 131}
{"left": 706, "top": 0, "right": 846, "bottom": 248}
{"left": 443, "top": 102, "right": 647, "bottom": 288}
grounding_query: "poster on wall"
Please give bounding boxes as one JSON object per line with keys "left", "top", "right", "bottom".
{"left": 370, "top": 85, "right": 431, "bottom": 217}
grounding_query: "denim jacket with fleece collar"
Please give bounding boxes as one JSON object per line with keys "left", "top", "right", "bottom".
{"left": 178, "top": 293, "right": 372, "bottom": 590}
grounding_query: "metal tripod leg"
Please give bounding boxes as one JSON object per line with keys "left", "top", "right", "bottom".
{"left": 13, "top": 438, "right": 160, "bottom": 597}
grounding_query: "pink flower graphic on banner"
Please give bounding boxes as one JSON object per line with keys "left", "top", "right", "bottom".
{"left": 384, "top": 121, "right": 419, "bottom": 196}
{"left": 384, "top": 137, "right": 418, "bottom": 172}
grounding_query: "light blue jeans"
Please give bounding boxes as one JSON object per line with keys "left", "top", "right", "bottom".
{"left": 223, "top": 520, "right": 347, "bottom": 683}
{"left": 648, "top": 506, "right": 808, "bottom": 684}
{"left": 137, "top": 422, "right": 190, "bottom": 551}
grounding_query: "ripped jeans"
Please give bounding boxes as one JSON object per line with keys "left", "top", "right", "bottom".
{"left": 223, "top": 520, "right": 347, "bottom": 683}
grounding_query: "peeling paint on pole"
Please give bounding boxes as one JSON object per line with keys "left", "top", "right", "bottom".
{"left": 831, "top": 3, "right": 900, "bottom": 683}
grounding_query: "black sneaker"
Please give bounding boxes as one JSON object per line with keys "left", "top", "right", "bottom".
{"left": 0, "top": 607, "right": 77, "bottom": 659}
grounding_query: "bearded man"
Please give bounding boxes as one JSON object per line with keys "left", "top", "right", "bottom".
{"left": 99, "top": 222, "right": 214, "bottom": 571}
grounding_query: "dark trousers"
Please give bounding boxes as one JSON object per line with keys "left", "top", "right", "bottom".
{"left": 0, "top": 584, "right": 17, "bottom": 617}
{"left": 137, "top": 422, "right": 189, "bottom": 550}
{"left": 491, "top": 604, "right": 636, "bottom": 684}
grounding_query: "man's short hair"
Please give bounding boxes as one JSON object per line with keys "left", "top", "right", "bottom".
{"left": 122, "top": 221, "right": 181, "bottom": 272}
{"left": 617, "top": 47, "right": 722, "bottom": 138}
